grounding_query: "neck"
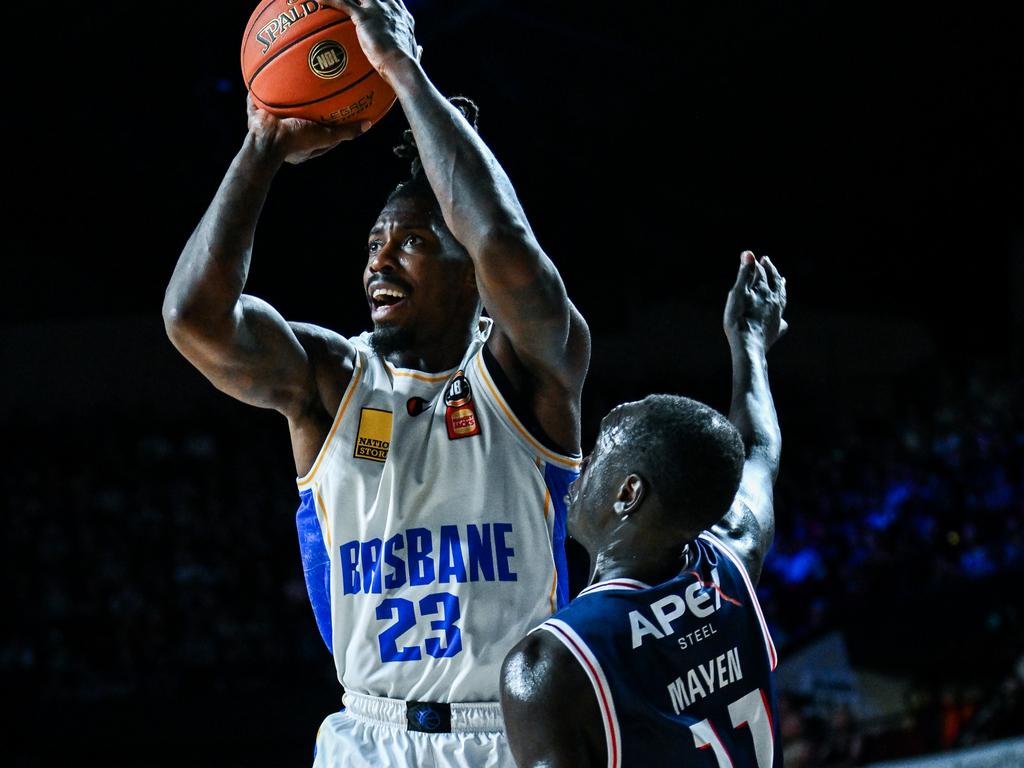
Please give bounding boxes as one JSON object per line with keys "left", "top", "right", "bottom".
{"left": 589, "top": 542, "right": 694, "bottom": 588}
{"left": 380, "top": 319, "right": 478, "bottom": 372}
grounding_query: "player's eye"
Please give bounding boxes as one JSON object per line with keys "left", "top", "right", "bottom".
{"left": 403, "top": 234, "right": 421, "bottom": 248}
{"left": 368, "top": 240, "right": 382, "bottom": 255}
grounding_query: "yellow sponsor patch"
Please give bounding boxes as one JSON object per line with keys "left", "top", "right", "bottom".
{"left": 354, "top": 408, "right": 392, "bottom": 462}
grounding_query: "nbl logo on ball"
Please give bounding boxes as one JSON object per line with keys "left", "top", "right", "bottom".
{"left": 309, "top": 40, "right": 348, "bottom": 79}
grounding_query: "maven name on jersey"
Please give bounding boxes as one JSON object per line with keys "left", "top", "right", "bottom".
{"left": 338, "top": 523, "right": 519, "bottom": 595}
{"left": 667, "top": 646, "right": 744, "bottom": 714}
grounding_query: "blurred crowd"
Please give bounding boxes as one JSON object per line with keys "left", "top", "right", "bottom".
{"left": 764, "top": 360, "right": 1024, "bottom": 764}
{"left": 2, "top": 423, "right": 328, "bottom": 706}
{"left": 764, "top": 361, "right": 1022, "bottom": 643}
{"left": 3, "top": 359, "right": 1021, "bottom": 763}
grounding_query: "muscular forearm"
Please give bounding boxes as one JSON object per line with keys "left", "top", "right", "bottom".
{"left": 388, "top": 58, "right": 537, "bottom": 257}
{"left": 728, "top": 335, "right": 781, "bottom": 476}
{"left": 163, "top": 134, "right": 283, "bottom": 328}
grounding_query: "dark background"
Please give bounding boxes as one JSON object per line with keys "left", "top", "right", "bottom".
{"left": 4, "top": 1, "right": 1022, "bottom": 765}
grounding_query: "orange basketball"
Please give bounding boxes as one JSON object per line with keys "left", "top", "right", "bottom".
{"left": 241, "top": 0, "right": 396, "bottom": 126}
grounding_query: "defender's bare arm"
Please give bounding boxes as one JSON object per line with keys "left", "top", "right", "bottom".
{"left": 712, "top": 252, "right": 787, "bottom": 585}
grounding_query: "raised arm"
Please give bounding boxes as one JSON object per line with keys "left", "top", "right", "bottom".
{"left": 711, "top": 252, "right": 787, "bottom": 585}
{"left": 500, "top": 631, "right": 606, "bottom": 768}
{"left": 162, "top": 98, "right": 364, "bottom": 420}
{"left": 326, "top": 0, "right": 591, "bottom": 448}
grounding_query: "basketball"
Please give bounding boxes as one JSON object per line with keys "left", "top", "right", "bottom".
{"left": 241, "top": 0, "right": 397, "bottom": 126}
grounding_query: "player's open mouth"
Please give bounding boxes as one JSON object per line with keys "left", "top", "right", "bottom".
{"left": 369, "top": 285, "right": 410, "bottom": 319}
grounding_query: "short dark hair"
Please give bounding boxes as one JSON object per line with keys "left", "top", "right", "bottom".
{"left": 387, "top": 96, "right": 480, "bottom": 206}
{"left": 616, "top": 395, "right": 744, "bottom": 534}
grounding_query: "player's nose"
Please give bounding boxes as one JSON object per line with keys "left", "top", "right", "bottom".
{"left": 368, "top": 242, "right": 400, "bottom": 274}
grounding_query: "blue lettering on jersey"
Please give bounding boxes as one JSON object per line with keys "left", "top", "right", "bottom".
{"left": 340, "top": 540, "right": 360, "bottom": 595}
{"left": 340, "top": 523, "right": 519, "bottom": 595}
{"left": 383, "top": 534, "right": 406, "bottom": 589}
{"left": 467, "top": 524, "right": 494, "bottom": 580}
{"left": 494, "top": 522, "right": 518, "bottom": 582}
{"left": 438, "top": 525, "right": 468, "bottom": 583}
{"left": 361, "top": 538, "right": 383, "bottom": 594}
{"left": 407, "top": 527, "right": 435, "bottom": 586}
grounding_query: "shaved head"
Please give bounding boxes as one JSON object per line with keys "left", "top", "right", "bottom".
{"left": 569, "top": 395, "right": 744, "bottom": 552}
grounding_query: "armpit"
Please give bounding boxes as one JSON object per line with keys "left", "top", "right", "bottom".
{"left": 710, "top": 499, "right": 770, "bottom": 585}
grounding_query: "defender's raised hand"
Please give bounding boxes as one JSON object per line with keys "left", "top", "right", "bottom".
{"left": 321, "top": 0, "right": 420, "bottom": 83}
{"left": 724, "top": 251, "right": 789, "bottom": 350}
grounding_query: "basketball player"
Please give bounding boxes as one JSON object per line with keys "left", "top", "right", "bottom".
{"left": 162, "top": 0, "right": 588, "bottom": 764}
{"left": 500, "top": 252, "right": 786, "bottom": 768}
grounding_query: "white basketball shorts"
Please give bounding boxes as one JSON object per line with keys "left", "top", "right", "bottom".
{"left": 312, "top": 691, "right": 516, "bottom": 768}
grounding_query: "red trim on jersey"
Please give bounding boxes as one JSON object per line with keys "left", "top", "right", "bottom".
{"left": 684, "top": 570, "right": 744, "bottom": 607}
{"left": 761, "top": 688, "right": 775, "bottom": 737}
{"left": 578, "top": 578, "right": 650, "bottom": 597}
{"left": 542, "top": 621, "right": 621, "bottom": 768}
{"left": 700, "top": 532, "right": 778, "bottom": 670}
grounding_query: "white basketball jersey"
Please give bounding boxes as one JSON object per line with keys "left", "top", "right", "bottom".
{"left": 294, "top": 318, "right": 580, "bottom": 703}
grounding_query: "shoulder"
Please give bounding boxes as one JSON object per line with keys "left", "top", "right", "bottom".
{"left": 288, "top": 323, "right": 359, "bottom": 373}
{"left": 503, "top": 627, "right": 581, "bottom": 680}
{"left": 502, "top": 622, "right": 607, "bottom": 710}
{"left": 288, "top": 322, "right": 356, "bottom": 354}
{"left": 501, "top": 630, "right": 604, "bottom": 768}
{"left": 287, "top": 322, "right": 358, "bottom": 418}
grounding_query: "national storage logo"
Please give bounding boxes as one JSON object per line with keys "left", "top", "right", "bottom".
{"left": 354, "top": 408, "right": 392, "bottom": 462}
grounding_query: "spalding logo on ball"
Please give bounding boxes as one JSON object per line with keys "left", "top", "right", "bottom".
{"left": 241, "top": 0, "right": 397, "bottom": 126}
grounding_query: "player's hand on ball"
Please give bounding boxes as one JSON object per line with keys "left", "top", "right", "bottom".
{"left": 322, "top": 0, "right": 419, "bottom": 83}
{"left": 724, "top": 251, "right": 789, "bottom": 350}
{"left": 247, "top": 94, "right": 369, "bottom": 165}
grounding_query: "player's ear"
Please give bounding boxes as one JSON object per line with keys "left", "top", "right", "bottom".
{"left": 612, "top": 473, "right": 645, "bottom": 518}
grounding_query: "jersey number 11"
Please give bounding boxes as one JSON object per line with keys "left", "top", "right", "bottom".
{"left": 689, "top": 688, "right": 774, "bottom": 767}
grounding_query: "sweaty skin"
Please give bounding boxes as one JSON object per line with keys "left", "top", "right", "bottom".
{"left": 500, "top": 253, "right": 787, "bottom": 768}
{"left": 712, "top": 251, "right": 786, "bottom": 584}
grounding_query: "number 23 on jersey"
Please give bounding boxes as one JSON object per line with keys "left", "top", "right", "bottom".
{"left": 376, "top": 591, "right": 463, "bottom": 662}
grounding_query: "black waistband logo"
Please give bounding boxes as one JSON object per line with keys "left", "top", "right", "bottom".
{"left": 406, "top": 701, "right": 451, "bottom": 733}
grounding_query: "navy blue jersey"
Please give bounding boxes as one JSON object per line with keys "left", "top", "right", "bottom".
{"left": 537, "top": 532, "right": 779, "bottom": 768}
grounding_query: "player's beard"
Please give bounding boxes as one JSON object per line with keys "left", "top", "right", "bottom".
{"left": 370, "top": 324, "right": 416, "bottom": 356}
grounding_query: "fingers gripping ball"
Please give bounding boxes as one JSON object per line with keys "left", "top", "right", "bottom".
{"left": 241, "top": 0, "right": 396, "bottom": 126}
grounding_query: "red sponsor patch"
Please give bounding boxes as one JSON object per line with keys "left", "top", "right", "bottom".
{"left": 444, "top": 370, "right": 482, "bottom": 440}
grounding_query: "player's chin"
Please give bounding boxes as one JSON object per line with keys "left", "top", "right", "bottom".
{"left": 370, "top": 321, "right": 416, "bottom": 356}
{"left": 370, "top": 313, "right": 414, "bottom": 338}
